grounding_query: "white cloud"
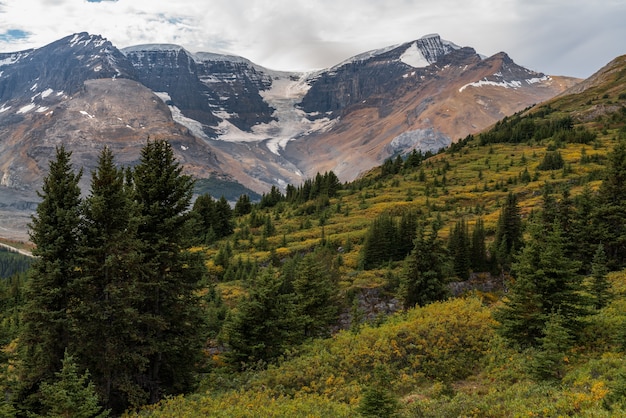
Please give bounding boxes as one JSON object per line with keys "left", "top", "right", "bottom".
{"left": 0, "top": 0, "right": 623, "bottom": 78}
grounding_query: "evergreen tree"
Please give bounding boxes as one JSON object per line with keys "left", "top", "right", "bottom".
{"left": 399, "top": 224, "right": 451, "bottom": 308}
{"left": 214, "top": 196, "right": 234, "bottom": 238}
{"left": 190, "top": 193, "right": 216, "bottom": 244}
{"left": 132, "top": 139, "right": 208, "bottom": 404}
{"left": 234, "top": 194, "right": 252, "bottom": 216}
{"left": 493, "top": 192, "right": 524, "bottom": 271}
{"left": 360, "top": 213, "right": 395, "bottom": 269}
{"left": 73, "top": 147, "right": 145, "bottom": 412}
{"left": 222, "top": 268, "right": 300, "bottom": 367}
{"left": 570, "top": 185, "right": 598, "bottom": 269}
{"left": 589, "top": 244, "right": 612, "bottom": 310}
{"left": 35, "top": 350, "right": 109, "bottom": 418}
{"left": 530, "top": 312, "right": 574, "bottom": 381}
{"left": 495, "top": 221, "right": 589, "bottom": 348}
{"left": 17, "top": 145, "right": 83, "bottom": 410}
{"left": 593, "top": 140, "right": 626, "bottom": 269}
{"left": 470, "top": 218, "right": 488, "bottom": 272}
{"left": 448, "top": 219, "right": 471, "bottom": 280}
{"left": 291, "top": 252, "right": 339, "bottom": 339}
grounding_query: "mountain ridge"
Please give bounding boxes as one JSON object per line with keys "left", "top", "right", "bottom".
{"left": 0, "top": 31, "right": 581, "bottom": 241}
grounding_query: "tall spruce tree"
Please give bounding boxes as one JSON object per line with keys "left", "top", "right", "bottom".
{"left": 589, "top": 244, "right": 612, "bottom": 310}
{"left": 17, "top": 145, "right": 83, "bottom": 410}
{"left": 291, "top": 251, "right": 339, "bottom": 339}
{"left": 222, "top": 267, "right": 300, "bottom": 367}
{"left": 132, "top": 139, "right": 208, "bottom": 404}
{"left": 593, "top": 140, "right": 626, "bottom": 269}
{"left": 73, "top": 147, "right": 145, "bottom": 412}
{"left": 448, "top": 219, "right": 471, "bottom": 280}
{"left": 399, "top": 223, "right": 451, "bottom": 308}
{"left": 495, "top": 221, "right": 589, "bottom": 348}
{"left": 470, "top": 218, "right": 488, "bottom": 272}
{"left": 493, "top": 192, "right": 524, "bottom": 272}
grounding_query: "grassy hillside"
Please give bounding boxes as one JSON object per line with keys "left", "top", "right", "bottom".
{"left": 119, "top": 55, "right": 626, "bottom": 417}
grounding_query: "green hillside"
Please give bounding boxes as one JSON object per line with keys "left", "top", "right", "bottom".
{"left": 3, "top": 55, "right": 626, "bottom": 417}
{"left": 124, "top": 55, "right": 626, "bottom": 416}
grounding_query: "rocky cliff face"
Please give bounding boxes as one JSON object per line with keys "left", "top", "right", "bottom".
{"left": 0, "top": 32, "right": 580, "bottom": 240}
{"left": 123, "top": 46, "right": 276, "bottom": 135}
{"left": 299, "top": 34, "right": 458, "bottom": 116}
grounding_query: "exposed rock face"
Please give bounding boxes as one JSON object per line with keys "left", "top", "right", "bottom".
{"left": 0, "top": 32, "right": 580, "bottom": 240}
{"left": 299, "top": 34, "right": 458, "bottom": 116}
{"left": 123, "top": 46, "right": 276, "bottom": 135}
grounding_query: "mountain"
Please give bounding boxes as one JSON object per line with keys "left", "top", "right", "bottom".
{"left": 0, "top": 32, "right": 579, "bottom": 240}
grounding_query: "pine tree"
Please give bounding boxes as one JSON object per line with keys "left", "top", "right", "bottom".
{"left": 291, "top": 252, "right": 339, "bottom": 339}
{"left": 222, "top": 268, "right": 300, "bottom": 367}
{"left": 495, "top": 221, "right": 589, "bottom": 348}
{"left": 73, "top": 147, "right": 145, "bottom": 412}
{"left": 35, "top": 350, "right": 109, "bottom": 418}
{"left": 493, "top": 192, "right": 524, "bottom": 271}
{"left": 399, "top": 224, "right": 451, "bottom": 308}
{"left": 214, "top": 196, "right": 234, "bottom": 238}
{"left": 470, "top": 218, "right": 488, "bottom": 272}
{"left": 190, "top": 193, "right": 216, "bottom": 244}
{"left": 448, "top": 219, "right": 470, "bottom": 280}
{"left": 132, "top": 139, "right": 208, "bottom": 404}
{"left": 18, "top": 145, "right": 83, "bottom": 410}
{"left": 530, "top": 312, "right": 574, "bottom": 381}
{"left": 589, "top": 244, "right": 612, "bottom": 310}
{"left": 570, "top": 185, "right": 598, "bottom": 269}
{"left": 593, "top": 140, "right": 626, "bottom": 269}
{"left": 234, "top": 194, "right": 252, "bottom": 216}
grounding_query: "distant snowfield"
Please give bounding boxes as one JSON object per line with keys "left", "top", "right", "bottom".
{"left": 400, "top": 42, "right": 430, "bottom": 68}
{"left": 459, "top": 75, "right": 550, "bottom": 92}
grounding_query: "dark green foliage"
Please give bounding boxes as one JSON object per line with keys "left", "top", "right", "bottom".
{"left": 35, "top": 350, "right": 109, "bottom": 418}
{"left": 223, "top": 248, "right": 340, "bottom": 367}
{"left": 470, "top": 218, "right": 489, "bottom": 272}
{"left": 290, "top": 251, "right": 339, "bottom": 339}
{"left": 132, "top": 139, "right": 208, "bottom": 404}
{"left": 0, "top": 272, "right": 25, "bottom": 345}
{"left": 18, "top": 145, "right": 83, "bottom": 410}
{"left": 357, "top": 367, "right": 399, "bottom": 418}
{"left": 538, "top": 151, "right": 565, "bottom": 170}
{"left": 285, "top": 171, "right": 342, "bottom": 204}
{"left": 530, "top": 312, "right": 574, "bottom": 381}
{"left": 493, "top": 192, "right": 524, "bottom": 272}
{"left": 495, "top": 221, "right": 589, "bottom": 348}
{"left": 360, "top": 210, "right": 417, "bottom": 269}
{"left": 73, "top": 147, "right": 145, "bottom": 412}
{"left": 0, "top": 247, "right": 32, "bottom": 278}
{"left": 258, "top": 185, "right": 284, "bottom": 208}
{"left": 357, "top": 387, "right": 398, "bottom": 417}
{"left": 592, "top": 140, "right": 626, "bottom": 269}
{"left": 233, "top": 194, "right": 252, "bottom": 216}
{"left": 448, "top": 219, "right": 471, "bottom": 280}
{"left": 222, "top": 267, "right": 300, "bottom": 367}
{"left": 589, "top": 244, "right": 612, "bottom": 310}
{"left": 477, "top": 111, "right": 594, "bottom": 146}
{"left": 190, "top": 194, "right": 234, "bottom": 244}
{"left": 400, "top": 224, "right": 451, "bottom": 308}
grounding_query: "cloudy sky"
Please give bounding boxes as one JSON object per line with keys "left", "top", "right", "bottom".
{"left": 0, "top": 0, "right": 624, "bottom": 78}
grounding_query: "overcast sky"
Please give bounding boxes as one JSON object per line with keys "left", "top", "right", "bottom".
{"left": 0, "top": 0, "right": 624, "bottom": 78}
